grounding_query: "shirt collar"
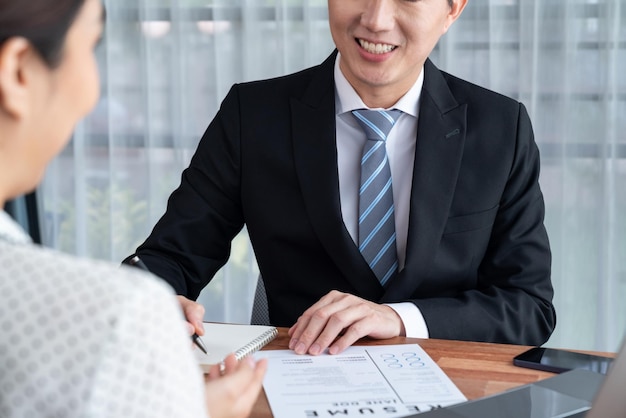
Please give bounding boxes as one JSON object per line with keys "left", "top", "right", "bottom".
{"left": 0, "top": 211, "right": 33, "bottom": 245}
{"left": 334, "top": 52, "right": 424, "bottom": 117}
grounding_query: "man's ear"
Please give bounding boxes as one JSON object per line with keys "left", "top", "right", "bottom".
{"left": 443, "top": 0, "right": 468, "bottom": 33}
{"left": 0, "top": 37, "right": 33, "bottom": 119}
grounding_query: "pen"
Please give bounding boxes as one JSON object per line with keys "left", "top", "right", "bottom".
{"left": 125, "top": 254, "right": 209, "bottom": 355}
{"left": 192, "top": 333, "right": 209, "bottom": 355}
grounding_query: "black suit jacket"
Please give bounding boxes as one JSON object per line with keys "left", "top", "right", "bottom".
{"left": 136, "top": 51, "right": 556, "bottom": 345}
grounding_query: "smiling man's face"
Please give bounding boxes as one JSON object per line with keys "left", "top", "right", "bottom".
{"left": 328, "top": 0, "right": 466, "bottom": 108}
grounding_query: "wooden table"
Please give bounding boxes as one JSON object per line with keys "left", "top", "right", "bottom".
{"left": 250, "top": 328, "right": 606, "bottom": 418}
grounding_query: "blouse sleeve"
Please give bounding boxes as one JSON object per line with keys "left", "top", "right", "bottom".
{"left": 85, "top": 270, "right": 209, "bottom": 418}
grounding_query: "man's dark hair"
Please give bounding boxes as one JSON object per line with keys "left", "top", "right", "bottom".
{"left": 0, "top": 0, "right": 86, "bottom": 68}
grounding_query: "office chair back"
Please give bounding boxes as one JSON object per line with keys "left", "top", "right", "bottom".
{"left": 250, "top": 275, "right": 270, "bottom": 325}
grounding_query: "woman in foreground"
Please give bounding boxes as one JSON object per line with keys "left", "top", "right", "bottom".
{"left": 0, "top": 0, "right": 266, "bottom": 417}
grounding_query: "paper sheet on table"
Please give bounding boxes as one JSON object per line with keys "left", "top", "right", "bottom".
{"left": 255, "top": 344, "right": 466, "bottom": 418}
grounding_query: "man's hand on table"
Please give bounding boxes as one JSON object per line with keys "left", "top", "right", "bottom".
{"left": 288, "top": 290, "right": 405, "bottom": 355}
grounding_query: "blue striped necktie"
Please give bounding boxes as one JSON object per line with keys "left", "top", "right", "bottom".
{"left": 352, "top": 108, "right": 403, "bottom": 287}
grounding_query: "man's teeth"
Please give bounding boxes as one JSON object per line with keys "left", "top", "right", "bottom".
{"left": 359, "top": 39, "right": 395, "bottom": 54}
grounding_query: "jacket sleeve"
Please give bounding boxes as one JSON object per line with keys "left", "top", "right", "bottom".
{"left": 133, "top": 85, "right": 245, "bottom": 300}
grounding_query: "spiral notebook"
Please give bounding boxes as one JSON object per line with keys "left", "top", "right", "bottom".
{"left": 194, "top": 322, "right": 278, "bottom": 372}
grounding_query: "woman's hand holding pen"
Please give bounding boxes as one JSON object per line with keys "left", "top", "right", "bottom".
{"left": 205, "top": 354, "right": 268, "bottom": 418}
{"left": 177, "top": 295, "right": 206, "bottom": 337}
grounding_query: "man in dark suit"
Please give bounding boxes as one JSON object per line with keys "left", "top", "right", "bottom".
{"left": 128, "top": 0, "right": 556, "bottom": 354}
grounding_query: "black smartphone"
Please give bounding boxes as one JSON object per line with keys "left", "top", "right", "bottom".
{"left": 513, "top": 347, "right": 613, "bottom": 374}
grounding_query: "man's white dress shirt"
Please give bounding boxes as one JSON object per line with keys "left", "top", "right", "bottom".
{"left": 334, "top": 55, "right": 429, "bottom": 338}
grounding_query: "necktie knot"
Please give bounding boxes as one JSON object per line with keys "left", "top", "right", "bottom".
{"left": 352, "top": 109, "right": 403, "bottom": 142}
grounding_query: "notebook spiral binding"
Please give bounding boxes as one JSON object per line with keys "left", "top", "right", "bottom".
{"left": 234, "top": 327, "right": 279, "bottom": 360}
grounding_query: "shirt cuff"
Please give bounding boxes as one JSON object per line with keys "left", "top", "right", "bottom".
{"left": 385, "top": 302, "right": 430, "bottom": 338}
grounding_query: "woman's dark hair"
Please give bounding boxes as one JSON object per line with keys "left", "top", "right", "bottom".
{"left": 0, "top": 0, "right": 86, "bottom": 68}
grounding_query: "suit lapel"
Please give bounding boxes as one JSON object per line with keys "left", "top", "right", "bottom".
{"left": 382, "top": 59, "right": 467, "bottom": 302}
{"left": 291, "top": 52, "right": 384, "bottom": 301}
